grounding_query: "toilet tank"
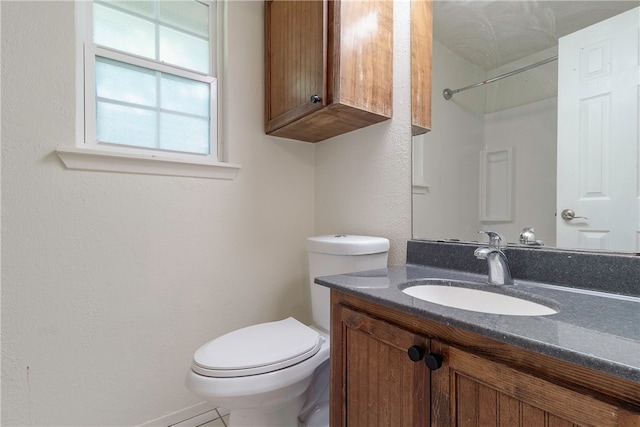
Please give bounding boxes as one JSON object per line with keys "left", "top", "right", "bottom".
{"left": 307, "top": 235, "right": 390, "bottom": 332}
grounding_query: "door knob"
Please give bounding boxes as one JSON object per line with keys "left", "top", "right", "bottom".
{"left": 310, "top": 94, "right": 321, "bottom": 104}
{"left": 560, "top": 209, "right": 588, "bottom": 221}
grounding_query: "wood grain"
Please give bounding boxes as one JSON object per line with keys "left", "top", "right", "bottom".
{"left": 438, "top": 343, "right": 626, "bottom": 426}
{"left": 333, "top": 291, "right": 640, "bottom": 410}
{"left": 264, "top": 0, "right": 325, "bottom": 133}
{"left": 335, "top": 0, "right": 393, "bottom": 118}
{"left": 331, "top": 302, "right": 429, "bottom": 427}
{"left": 264, "top": 0, "right": 393, "bottom": 142}
{"left": 411, "top": 0, "right": 432, "bottom": 134}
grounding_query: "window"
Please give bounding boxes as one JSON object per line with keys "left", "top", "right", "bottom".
{"left": 58, "top": 0, "right": 240, "bottom": 179}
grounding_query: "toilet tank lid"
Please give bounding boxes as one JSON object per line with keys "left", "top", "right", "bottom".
{"left": 307, "top": 235, "right": 390, "bottom": 255}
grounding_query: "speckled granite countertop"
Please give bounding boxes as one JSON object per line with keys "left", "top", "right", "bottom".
{"left": 315, "top": 264, "right": 640, "bottom": 384}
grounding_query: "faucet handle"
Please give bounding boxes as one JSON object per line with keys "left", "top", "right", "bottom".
{"left": 478, "top": 231, "right": 507, "bottom": 249}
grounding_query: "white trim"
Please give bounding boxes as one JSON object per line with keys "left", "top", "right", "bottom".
{"left": 215, "top": 0, "right": 228, "bottom": 162}
{"left": 75, "top": 0, "right": 90, "bottom": 147}
{"left": 89, "top": 44, "right": 215, "bottom": 81}
{"left": 136, "top": 402, "right": 217, "bottom": 427}
{"left": 71, "top": 0, "right": 236, "bottom": 179}
{"left": 56, "top": 147, "right": 240, "bottom": 180}
{"left": 479, "top": 147, "right": 514, "bottom": 223}
{"left": 411, "top": 137, "right": 431, "bottom": 195}
{"left": 85, "top": 45, "right": 218, "bottom": 160}
{"left": 412, "top": 184, "right": 431, "bottom": 196}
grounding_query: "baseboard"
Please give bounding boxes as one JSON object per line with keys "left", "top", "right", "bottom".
{"left": 137, "top": 402, "right": 218, "bottom": 427}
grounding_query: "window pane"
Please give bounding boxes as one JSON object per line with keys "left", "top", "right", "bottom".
{"left": 160, "top": 114, "right": 209, "bottom": 154}
{"left": 89, "top": 1, "right": 216, "bottom": 157}
{"left": 160, "top": 26, "right": 209, "bottom": 73}
{"left": 159, "top": 1, "right": 209, "bottom": 38}
{"left": 97, "top": 102, "right": 157, "bottom": 148}
{"left": 96, "top": 57, "right": 157, "bottom": 107}
{"left": 102, "top": 1, "right": 155, "bottom": 19}
{"left": 94, "top": 3, "right": 155, "bottom": 58}
{"left": 160, "top": 74, "right": 209, "bottom": 117}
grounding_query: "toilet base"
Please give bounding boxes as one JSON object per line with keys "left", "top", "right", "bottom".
{"left": 227, "top": 393, "right": 306, "bottom": 427}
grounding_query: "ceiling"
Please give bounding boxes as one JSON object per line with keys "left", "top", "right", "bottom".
{"left": 433, "top": 1, "right": 638, "bottom": 70}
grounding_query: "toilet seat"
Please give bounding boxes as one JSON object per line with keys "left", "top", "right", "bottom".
{"left": 192, "top": 317, "right": 322, "bottom": 378}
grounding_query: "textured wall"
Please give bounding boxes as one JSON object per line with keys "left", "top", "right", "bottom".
{"left": 1, "top": 2, "right": 315, "bottom": 425}
{"left": 314, "top": 1, "right": 413, "bottom": 267}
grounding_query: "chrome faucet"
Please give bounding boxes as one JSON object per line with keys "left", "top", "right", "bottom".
{"left": 474, "top": 231, "right": 514, "bottom": 286}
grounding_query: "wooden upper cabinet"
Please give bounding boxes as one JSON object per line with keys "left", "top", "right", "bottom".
{"left": 264, "top": 0, "right": 393, "bottom": 143}
{"left": 411, "top": 0, "right": 432, "bottom": 135}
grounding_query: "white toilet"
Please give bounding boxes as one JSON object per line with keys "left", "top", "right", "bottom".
{"left": 185, "top": 235, "right": 390, "bottom": 427}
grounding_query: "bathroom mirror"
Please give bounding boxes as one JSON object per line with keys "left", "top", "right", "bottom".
{"left": 412, "top": 1, "right": 639, "bottom": 253}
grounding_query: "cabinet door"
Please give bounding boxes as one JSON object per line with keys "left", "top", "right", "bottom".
{"left": 332, "top": 0, "right": 394, "bottom": 118}
{"left": 331, "top": 304, "right": 430, "bottom": 427}
{"left": 431, "top": 340, "right": 640, "bottom": 427}
{"left": 264, "top": 0, "right": 326, "bottom": 133}
{"left": 411, "top": 0, "right": 432, "bottom": 135}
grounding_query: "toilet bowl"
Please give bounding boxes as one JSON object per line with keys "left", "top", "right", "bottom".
{"left": 186, "top": 318, "right": 329, "bottom": 426}
{"left": 186, "top": 235, "right": 389, "bottom": 427}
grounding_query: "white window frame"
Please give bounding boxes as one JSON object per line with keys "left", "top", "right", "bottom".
{"left": 57, "top": 0, "right": 240, "bottom": 180}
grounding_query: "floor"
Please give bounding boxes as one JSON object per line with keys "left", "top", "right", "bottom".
{"left": 198, "top": 412, "right": 229, "bottom": 427}
{"left": 170, "top": 408, "right": 229, "bottom": 427}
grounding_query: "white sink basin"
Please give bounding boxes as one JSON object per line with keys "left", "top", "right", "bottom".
{"left": 402, "top": 284, "right": 557, "bottom": 316}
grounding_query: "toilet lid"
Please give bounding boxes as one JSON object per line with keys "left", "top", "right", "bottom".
{"left": 192, "top": 317, "right": 322, "bottom": 378}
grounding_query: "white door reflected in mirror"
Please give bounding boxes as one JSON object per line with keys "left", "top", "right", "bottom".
{"left": 556, "top": 7, "right": 639, "bottom": 252}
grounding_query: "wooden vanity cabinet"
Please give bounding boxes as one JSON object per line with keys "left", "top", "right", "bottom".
{"left": 331, "top": 291, "right": 640, "bottom": 427}
{"left": 430, "top": 341, "right": 639, "bottom": 427}
{"left": 332, "top": 304, "right": 431, "bottom": 426}
{"left": 264, "top": 0, "right": 393, "bottom": 142}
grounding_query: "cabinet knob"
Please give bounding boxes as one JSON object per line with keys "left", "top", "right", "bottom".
{"left": 407, "top": 345, "right": 425, "bottom": 362}
{"left": 310, "top": 94, "right": 322, "bottom": 104}
{"left": 425, "top": 353, "right": 443, "bottom": 370}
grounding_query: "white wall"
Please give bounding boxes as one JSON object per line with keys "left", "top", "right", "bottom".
{"left": 314, "top": 1, "right": 413, "bottom": 267}
{"left": 482, "top": 98, "right": 557, "bottom": 246}
{"left": 485, "top": 46, "right": 558, "bottom": 113}
{"left": 1, "top": 2, "right": 317, "bottom": 425}
{"left": 1, "top": 1, "right": 414, "bottom": 425}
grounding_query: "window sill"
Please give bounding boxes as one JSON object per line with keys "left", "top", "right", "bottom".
{"left": 55, "top": 147, "right": 241, "bottom": 180}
